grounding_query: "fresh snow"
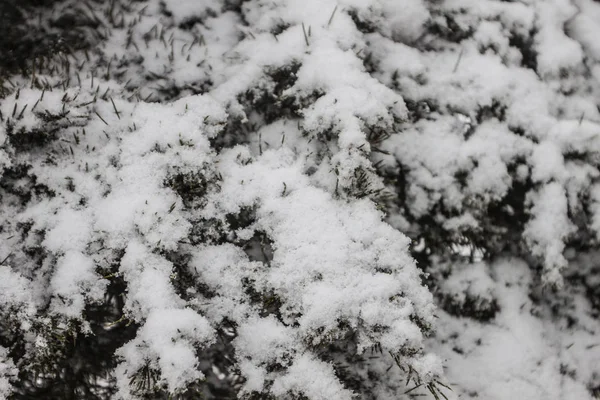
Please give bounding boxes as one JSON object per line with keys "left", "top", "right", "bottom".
{"left": 1, "top": 0, "right": 600, "bottom": 399}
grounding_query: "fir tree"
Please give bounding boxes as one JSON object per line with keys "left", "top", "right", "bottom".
{"left": 1, "top": 0, "right": 600, "bottom": 399}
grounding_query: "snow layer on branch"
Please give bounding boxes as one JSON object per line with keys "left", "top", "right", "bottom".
{"left": 0, "top": 346, "right": 17, "bottom": 399}
{"left": 0, "top": 76, "right": 437, "bottom": 399}
{"left": 0, "top": 265, "right": 35, "bottom": 314}
{"left": 430, "top": 256, "right": 600, "bottom": 400}
{"left": 271, "top": 354, "right": 354, "bottom": 400}
{"left": 158, "top": 0, "right": 223, "bottom": 26}
{"left": 366, "top": 0, "right": 600, "bottom": 285}
{"left": 206, "top": 0, "right": 411, "bottom": 196}
{"left": 188, "top": 146, "right": 440, "bottom": 397}
{"left": 49, "top": 251, "right": 107, "bottom": 318}
{"left": 534, "top": 0, "right": 584, "bottom": 78}
{"left": 6, "top": 0, "right": 600, "bottom": 397}
{"left": 115, "top": 308, "right": 215, "bottom": 397}
{"left": 567, "top": 0, "right": 600, "bottom": 62}
{"left": 524, "top": 183, "right": 575, "bottom": 286}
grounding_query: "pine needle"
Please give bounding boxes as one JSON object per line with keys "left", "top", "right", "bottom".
{"left": 110, "top": 97, "right": 121, "bottom": 119}
{"left": 95, "top": 111, "right": 109, "bottom": 125}
{"left": 302, "top": 23, "right": 310, "bottom": 46}
{"left": 328, "top": 5, "right": 338, "bottom": 27}
{"left": 453, "top": 48, "right": 464, "bottom": 73}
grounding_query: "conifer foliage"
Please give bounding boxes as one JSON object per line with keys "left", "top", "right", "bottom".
{"left": 1, "top": 0, "right": 600, "bottom": 399}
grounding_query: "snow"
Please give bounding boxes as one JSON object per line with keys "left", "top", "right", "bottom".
{"left": 2, "top": 0, "right": 600, "bottom": 398}
{"left": 119, "top": 241, "right": 186, "bottom": 317}
{"left": 524, "top": 183, "right": 575, "bottom": 286}
{"left": 235, "top": 316, "right": 296, "bottom": 364}
{"left": 534, "top": 0, "right": 584, "bottom": 78}
{"left": 0, "top": 266, "right": 34, "bottom": 312}
{"left": 567, "top": 1, "right": 600, "bottom": 61}
{"left": 438, "top": 261, "right": 496, "bottom": 311}
{"left": 0, "top": 29, "right": 437, "bottom": 398}
{"left": 188, "top": 146, "right": 437, "bottom": 397}
{"left": 159, "top": 0, "right": 222, "bottom": 25}
{"left": 0, "top": 346, "right": 17, "bottom": 399}
{"left": 430, "top": 257, "right": 600, "bottom": 400}
{"left": 271, "top": 354, "right": 354, "bottom": 400}
{"left": 115, "top": 308, "right": 215, "bottom": 396}
{"left": 49, "top": 251, "right": 107, "bottom": 318}
{"left": 42, "top": 209, "right": 93, "bottom": 253}
{"left": 530, "top": 141, "right": 566, "bottom": 183}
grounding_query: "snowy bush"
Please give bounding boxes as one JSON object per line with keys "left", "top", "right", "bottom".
{"left": 2, "top": 0, "right": 600, "bottom": 399}
{"left": 371, "top": 0, "right": 600, "bottom": 288}
{"left": 0, "top": 82, "right": 441, "bottom": 397}
{"left": 0, "top": 0, "right": 443, "bottom": 398}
